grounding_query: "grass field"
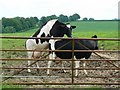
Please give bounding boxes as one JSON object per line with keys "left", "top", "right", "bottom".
{"left": 71, "top": 21, "right": 118, "bottom": 38}
{"left": 71, "top": 21, "right": 118, "bottom": 50}
{"left": 1, "top": 20, "right": 119, "bottom": 58}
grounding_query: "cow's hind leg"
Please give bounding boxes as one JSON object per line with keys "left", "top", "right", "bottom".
{"left": 27, "top": 52, "right": 33, "bottom": 72}
{"left": 34, "top": 51, "right": 41, "bottom": 73}
{"left": 61, "top": 61, "right": 67, "bottom": 73}
{"left": 47, "top": 61, "right": 52, "bottom": 75}
{"left": 83, "top": 58, "right": 88, "bottom": 75}
{"left": 36, "top": 62, "right": 40, "bottom": 73}
{"left": 47, "top": 54, "right": 53, "bottom": 75}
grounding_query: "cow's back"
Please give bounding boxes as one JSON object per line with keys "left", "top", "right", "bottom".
{"left": 54, "top": 39, "right": 93, "bottom": 59}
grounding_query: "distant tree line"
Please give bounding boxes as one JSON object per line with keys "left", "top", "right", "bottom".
{"left": 39, "top": 13, "right": 80, "bottom": 26}
{"left": 2, "top": 17, "right": 39, "bottom": 33}
{"left": 1, "top": 13, "right": 80, "bottom": 33}
{"left": 82, "top": 17, "right": 94, "bottom": 21}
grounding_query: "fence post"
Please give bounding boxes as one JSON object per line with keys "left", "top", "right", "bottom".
{"left": 71, "top": 39, "right": 74, "bottom": 84}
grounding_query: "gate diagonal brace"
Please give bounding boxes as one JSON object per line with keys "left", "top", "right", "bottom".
{"left": 2, "top": 40, "right": 72, "bottom": 82}
{"left": 76, "top": 41, "right": 120, "bottom": 69}
{"left": 2, "top": 53, "right": 50, "bottom": 82}
{"left": 2, "top": 40, "right": 119, "bottom": 82}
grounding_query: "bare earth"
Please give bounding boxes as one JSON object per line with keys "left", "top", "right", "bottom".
{"left": 2, "top": 52, "right": 120, "bottom": 88}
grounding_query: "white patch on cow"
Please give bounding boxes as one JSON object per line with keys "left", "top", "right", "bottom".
{"left": 62, "top": 61, "right": 67, "bottom": 73}
{"left": 49, "top": 36, "right": 61, "bottom": 58}
{"left": 26, "top": 39, "right": 48, "bottom": 50}
{"left": 37, "top": 19, "right": 58, "bottom": 37}
{"left": 83, "top": 59, "right": 88, "bottom": 75}
{"left": 66, "top": 24, "right": 71, "bottom": 29}
{"left": 47, "top": 37, "right": 62, "bottom": 75}
{"left": 26, "top": 39, "right": 49, "bottom": 72}
{"left": 75, "top": 59, "right": 80, "bottom": 76}
{"left": 47, "top": 55, "right": 52, "bottom": 75}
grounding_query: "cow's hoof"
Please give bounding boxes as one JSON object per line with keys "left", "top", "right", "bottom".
{"left": 75, "top": 75, "right": 78, "bottom": 77}
{"left": 37, "top": 69, "right": 39, "bottom": 73}
{"left": 28, "top": 69, "right": 31, "bottom": 73}
{"left": 47, "top": 72, "right": 50, "bottom": 75}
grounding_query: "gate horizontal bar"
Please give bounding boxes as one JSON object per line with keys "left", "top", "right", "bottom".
{"left": 0, "top": 49, "right": 119, "bottom": 52}
{"left": 2, "top": 75, "right": 120, "bottom": 78}
{"left": 1, "top": 36, "right": 120, "bottom": 41}
{"left": 1, "top": 58, "right": 120, "bottom": 61}
{"left": 3, "top": 82, "right": 120, "bottom": 85}
{"left": 2, "top": 67, "right": 120, "bottom": 70}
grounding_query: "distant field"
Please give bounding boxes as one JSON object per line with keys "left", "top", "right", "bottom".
{"left": 1, "top": 21, "right": 119, "bottom": 54}
{"left": 71, "top": 21, "right": 118, "bottom": 38}
{"left": 71, "top": 21, "right": 118, "bottom": 50}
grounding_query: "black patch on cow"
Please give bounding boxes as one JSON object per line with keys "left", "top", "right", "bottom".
{"left": 32, "top": 22, "right": 47, "bottom": 37}
{"left": 50, "top": 37, "right": 98, "bottom": 59}
{"left": 32, "top": 29, "right": 40, "bottom": 44}
{"left": 46, "top": 34, "right": 51, "bottom": 42}
{"left": 50, "top": 20, "right": 67, "bottom": 37}
{"left": 32, "top": 22, "right": 47, "bottom": 44}
{"left": 40, "top": 33, "right": 51, "bottom": 43}
{"left": 40, "top": 33, "right": 46, "bottom": 43}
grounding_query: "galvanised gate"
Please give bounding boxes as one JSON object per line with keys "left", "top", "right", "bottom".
{"left": 0, "top": 36, "right": 120, "bottom": 86}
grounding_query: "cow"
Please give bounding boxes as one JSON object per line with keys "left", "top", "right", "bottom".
{"left": 47, "top": 35, "right": 98, "bottom": 76}
{"left": 25, "top": 19, "right": 76, "bottom": 73}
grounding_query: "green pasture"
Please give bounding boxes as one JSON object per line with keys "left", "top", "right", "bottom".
{"left": 71, "top": 21, "right": 118, "bottom": 38}
{"left": 71, "top": 21, "right": 118, "bottom": 50}
{"left": 1, "top": 21, "right": 119, "bottom": 58}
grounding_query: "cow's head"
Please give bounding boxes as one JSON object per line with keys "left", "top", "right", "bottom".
{"left": 51, "top": 20, "right": 76, "bottom": 37}
{"left": 65, "top": 23, "right": 76, "bottom": 37}
{"left": 91, "top": 35, "right": 98, "bottom": 50}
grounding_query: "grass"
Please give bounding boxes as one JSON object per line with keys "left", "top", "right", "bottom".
{"left": 1, "top": 21, "right": 119, "bottom": 58}
{"left": 1, "top": 20, "right": 119, "bottom": 88}
{"left": 2, "top": 84, "right": 26, "bottom": 90}
{"left": 2, "top": 85, "right": 104, "bottom": 90}
{"left": 2, "top": 84, "right": 105, "bottom": 90}
{"left": 1, "top": 20, "right": 119, "bottom": 80}
{"left": 71, "top": 21, "right": 118, "bottom": 50}
{"left": 71, "top": 21, "right": 118, "bottom": 38}
{"left": 1, "top": 28, "right": 38, "bottom": 58}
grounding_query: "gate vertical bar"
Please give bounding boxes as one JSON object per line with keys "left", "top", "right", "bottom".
{"left": 71, "top": 39, "right": 74, "bottom": 84}
{"left": 0, "top": 22, "right": 2, "bottom": 89}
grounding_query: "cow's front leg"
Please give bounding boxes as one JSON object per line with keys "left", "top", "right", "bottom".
{"left": 61, "top": 61, "right": 67, "bottom": 73}
{"left": 47, "top": 38, "right": 57, "bottom": 75}
{"left": 47, "top": 54, "right": 53, "bottom": 75}
{"left": 28, "top": 61, "right": 31, "bottom": 72}
{"left": 83, "top": 62, "right": 88, "bottom": 75}
{"left": 49, "top": 39, "right": 56, "bottom": 59}
{"left": 82, "top": 58, "right": 88, "bottom": 75}
{"left": 75, "top": 60, "right": 80, "bottom": 77}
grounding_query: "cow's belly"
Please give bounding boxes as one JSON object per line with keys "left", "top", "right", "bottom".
{"left": 33, "top": 42, "right": 49, "bottom": 58}
{"left": 55, "top": 52, "right": 72, "bottom": 59}
{"left": 36, "top": 42, "right": 49, "bottom": 50}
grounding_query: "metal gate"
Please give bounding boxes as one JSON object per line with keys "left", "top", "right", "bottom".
{"left": 0, "top": 36, "right": 120, "bottom": 86}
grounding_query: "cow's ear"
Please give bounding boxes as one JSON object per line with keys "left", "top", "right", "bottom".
{"left": 71, "top": 26, "right": 76, "bottom": 29}
{"left": 92, "top": 35, "right": 97, "bottom": 38}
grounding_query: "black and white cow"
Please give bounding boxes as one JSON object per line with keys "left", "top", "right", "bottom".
{"left": 47, "top": 35, "right": 98, "bottom": 76}
{"left": 25, "top": 19, "right": 76, "bottom": 72}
